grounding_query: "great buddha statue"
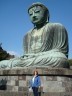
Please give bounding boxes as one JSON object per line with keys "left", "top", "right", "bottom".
{"left": 0, "top": 2, "right": 69, "bottom": 68}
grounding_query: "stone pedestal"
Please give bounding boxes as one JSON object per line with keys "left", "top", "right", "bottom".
{"left": 0, "top": 67, "right": 72, "bottom": 96}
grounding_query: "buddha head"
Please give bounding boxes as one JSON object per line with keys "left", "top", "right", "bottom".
{"left": 28, "top": 2, "right": 50, "bottom": 26}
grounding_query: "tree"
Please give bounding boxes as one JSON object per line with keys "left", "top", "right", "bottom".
{"left": 0, "top": 44, "right": 14, "bottom": 61}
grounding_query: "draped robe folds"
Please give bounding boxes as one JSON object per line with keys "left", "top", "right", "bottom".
{"left": 0, "top": 23, "right": 69, "bottom": 68}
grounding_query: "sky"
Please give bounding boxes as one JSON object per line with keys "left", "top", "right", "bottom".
{"left": 0, "top": 0, "right": 72, "bottom": 59}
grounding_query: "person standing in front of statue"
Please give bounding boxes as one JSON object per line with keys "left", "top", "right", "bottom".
{"left": 29, "top": 70, "right": 41, "bottom": 96}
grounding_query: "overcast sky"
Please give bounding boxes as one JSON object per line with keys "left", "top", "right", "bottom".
{"left": 0, "top": 0, "right": 72, "bottom": 58}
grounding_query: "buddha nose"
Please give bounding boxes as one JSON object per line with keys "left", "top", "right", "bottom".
{"left": 32, "top": 12, "right": 36, "bottom": 18}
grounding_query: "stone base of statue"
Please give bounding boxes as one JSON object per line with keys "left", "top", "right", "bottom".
{"left": 0, "top": 67, "right": 72, "bottom": 96}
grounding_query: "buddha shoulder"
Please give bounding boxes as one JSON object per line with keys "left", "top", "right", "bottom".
{"left": 46, "top": 22, "right": 65, "bottom": 29}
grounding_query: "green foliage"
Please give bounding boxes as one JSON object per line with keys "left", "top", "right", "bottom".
{"left": 0, "top": 46, "right": 14, "bottom": 61}
{"left": 68, "top": 59, "right": 72, "bottom": 66}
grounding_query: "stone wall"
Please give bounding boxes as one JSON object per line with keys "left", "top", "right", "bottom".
{"left": 0, "top": 67, "right": 72, "bottom": 96}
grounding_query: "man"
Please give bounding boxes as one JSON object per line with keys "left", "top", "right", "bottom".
{"left": 0, "top": 2, "right": 69, "bottom": 68}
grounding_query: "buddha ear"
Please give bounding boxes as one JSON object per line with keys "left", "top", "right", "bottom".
{"left": 44, "top": 10, "right": 50, "bottom": 23}
{"left": 47, "top": 11, "right": 50, "bottom": 22}
{"left": 46, "top": 16, "right": 49, "bottom": 23}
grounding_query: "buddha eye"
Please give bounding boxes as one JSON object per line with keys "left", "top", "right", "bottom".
{"left": 35, "top": 10, "right": 40, "bottom": 13}
{"left": 29, "top": 13, "right": 33, "bottom": 16}
{"left": 29, "top": 12, "right": 33, "bottom": 16}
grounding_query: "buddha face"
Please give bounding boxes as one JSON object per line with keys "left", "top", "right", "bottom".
{"left": 28, "top": 6, "right": 46, "bottom": 25}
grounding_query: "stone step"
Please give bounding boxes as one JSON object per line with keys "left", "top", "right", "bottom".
{"left": 0, "top": 91, "right": 71, "bottom": 96}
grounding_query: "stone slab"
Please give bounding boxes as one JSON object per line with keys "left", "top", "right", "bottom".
{"left": 0, "top": 67, "right": 72, "bottom": 76}
{"left": 0, "top": 91, "right": 71, "bottom": 96}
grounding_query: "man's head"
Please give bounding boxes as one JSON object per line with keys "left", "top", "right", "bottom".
{"left": 28, "top": 2, "right": 50, "bottom": 25}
